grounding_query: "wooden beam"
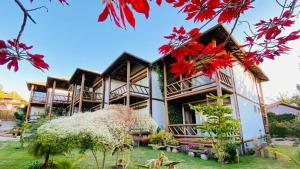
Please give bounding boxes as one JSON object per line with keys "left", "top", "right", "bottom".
{"left": 108, "top": 76, "right": 111, "bottom": 104}
{"left": 44, "top": 88, "right": 49, "bottom": 112}
{"left": 163, "top": 61, "right": 170, "bottom": 130}
{"left": 148, "top": 67, "right": 153, "bottom": 116}
{"left": 102, "top": 77, "right": 105, "bottom": 108}
{"left": 126, "top": 60, "right": 130, "bottom": 106}
{"left": 25, "top": 85, "right": 34, "bottom": 121}
{"left": 216, "top": 71, "right": 223, "bottom": 105}
{"left": 49, "top": 80, "right": 56, "bottom": 119}
{"left": 79, "top": 73, "right": 85, "bottom": 112}
{"left": 71, "top": 84, "right": 76, "bottom": 115}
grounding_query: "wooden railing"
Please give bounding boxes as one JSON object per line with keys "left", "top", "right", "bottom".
{"left": 53, "top": 94, "right": 70, "bottom": 103}
{"left": 75, "top": 90, "right": 102, "bottom": 102}
{"left": 109, "top": 83, "right": 149, "bottom": 101}
{"left": 90, "top": 104, "right": 102, "bottom": 112}
{"left": 31, "top": 95, "right": 46, "bottom": 103}
{"left": 169, "top": 124, "right": 239, "bottom": 138}
{"left": 166, "top": 74, "right": 215, "bottom": 97}
{"left": 168, "top": 124, "right": 204, "bottom": 137}
{"left": 219, "top": 71, "right": 232, "bottom": 87}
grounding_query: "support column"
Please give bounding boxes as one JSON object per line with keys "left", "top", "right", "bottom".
{"left": 49, "top": 80, "right": 56, "bottom": 119}
{"left": 148, "top": 67, "right": 153, "bottom": 116}
{"left": 71, "top": 84, "right": 77, "bottom": 114}
{"left": 163, "top": 61, "right": 169, "bottom": 130}
{"left": 79, "top": 74, "right": 85, "bottom": 112}
{"left": 25, "top": 85, "right": 34, "bottom": 121}
{"left": 108, "top": 76, "right": 111, "bottom": 105}
{"left": 126, "top": 60, "right": 131, "bottom": 106}
{"left": 216, "top": 71, "right": 223, "bottom": 105}
{"left": 44, "top": 89, "right": 49, "bottom": 114}
{"left": 102, "top": 78, "right": 106, "bottom": 109}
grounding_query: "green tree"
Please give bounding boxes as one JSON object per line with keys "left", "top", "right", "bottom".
{"left": 191, "top": 94, "right": 240, "bottom": 168}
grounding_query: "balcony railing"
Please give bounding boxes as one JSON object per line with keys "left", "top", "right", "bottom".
{"left": 109, "top": 83, "right": 149, "bottom": 101}
{"left": 166, "top": 71, "right": 232, "bottom": 98}
{"left": 219, "top": 71, "right": 232, "bottom": 87}
{"left": 168, "top": 124, "right": 204, "bottom": 137}
{"left": 166, "top": 74, "right": 216, "bottom": 97}
{"left": 53, "top": 94, "right": 71, "bottom": 104}
{"left": 169, "top": 124, "right": 239, "bottom": 138}
{"left": 75, "top": 90, "right": 102, "bottom": 102}
{"left": 31, "top": 95, "right": 46, "bottom": 104}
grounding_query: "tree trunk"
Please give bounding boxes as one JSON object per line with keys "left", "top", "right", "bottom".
{"left": 101, "top": 150, "right": 107, "bottom": 169}
{"left": 92, "top": 150, "right": 100, "bottom": 169}
{"left": 43, "top": 149, "right": 50, "bottom": 169}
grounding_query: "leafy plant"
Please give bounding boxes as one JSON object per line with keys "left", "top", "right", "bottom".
{"left": 54, "top": 153, "right": 85, "bottom": 169}
{"left": 224, "top": 143, "right": 239, "bottom": 163}
{"left": 191, "top": 94, "right": 240, "bottom": 167}
{"left": 149, "top": 130, "right": 178, "bottom": 146}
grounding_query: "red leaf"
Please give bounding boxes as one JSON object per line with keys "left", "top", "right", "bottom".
{"left": 98, "top": 6, "right": 109, "bottom": 22}
{"left": 0, "top": 40, "right": 6, "bottom": 49}
{"left": 131, "top": 0, "right": 150, "bottom": 19}
{"left": 156, "top": 0, "right": 163, "bottom": 6}
{"left": 124, "top": 4, "right": 136, "bottom": 28}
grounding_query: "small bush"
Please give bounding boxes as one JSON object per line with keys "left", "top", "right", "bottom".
{"left": 149, "top": 130, "right": 178, "bottom": 146}
{"left": 224, "top": 143, "right": 239, "bottom": 163}
{"left": 27, "top": 160, "right": 56, "bottom": 169}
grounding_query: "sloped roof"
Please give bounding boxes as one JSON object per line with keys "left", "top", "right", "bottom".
{"left": 267, "top": 101, "right": 300, "bottom": 111}
{"left": 152, "top": 24, "right": 269, "bottom": 82}
{"left": 0, "top": 91, "right": 27, "bottom": 103}
{"left": 26, "top": 81, "right": 47, "bottom": 92}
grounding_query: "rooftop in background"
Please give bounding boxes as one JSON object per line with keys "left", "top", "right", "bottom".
{"left": 267, "top": 101, "right": 300, "bottom": 115}
{"left": 0, "top": 90, "right": 27, "bottom": 103}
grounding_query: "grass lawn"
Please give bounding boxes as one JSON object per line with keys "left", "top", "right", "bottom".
{"left": 0, "top": 141, "right": 299, "bottom": 169}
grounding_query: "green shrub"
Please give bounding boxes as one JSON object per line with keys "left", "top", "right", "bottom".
{"left": 27, "top": 160, "right": 56, "bottom": 169}
{"left": 224, "top": 143, "right": 239, "bottom": 163}
{"left": 149, "top": 130, "right": 178, "bottom": 146}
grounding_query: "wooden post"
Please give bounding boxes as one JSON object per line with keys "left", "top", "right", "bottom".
{"left": 67, "top": 85, "right": 73, "bottom": 116}
{"left": 79, "top": 73, "right": 85, "bottom": 112}
{"left": 49, "top": 80, "right": 56, "bottom": 119}
{"left": 148, "top": 67, "right": 153, "bottom": 116}
{"left": 108, "top": 76, "right": 111, "bottom": 105}
{"left": 71, "top": 84, "right": 77, "bottom": 115}
{"left": 216, "top": 71, "right": 223, "bottom": 104}
{"left": 25, "top": 85, "right": 34, "bottom": 121}
{"left": 102, "top": 78, "right": 106, "bottom": 109}
{"left": 163, "top": 61, "right": 170, "bottom": 130}
{"left": 126, "top": 60, "right": 131, "bottom": 106}
{"left": 257, "top": 80, "right": 270, "bottom": 136}
{"left": 44, "top": 88, "right": 49, "bottom": 114}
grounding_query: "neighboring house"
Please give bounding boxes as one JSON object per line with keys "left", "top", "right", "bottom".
{"left": 267, "top": 102, "right": 300, "bottom": 115}
{"left": 25, "top": 24, "right": 269, "bottom": 147}
{"left": 0, "top": 90, "right": 27, "bottom": 120}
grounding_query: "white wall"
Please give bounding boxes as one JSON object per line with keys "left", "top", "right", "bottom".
{"left": 30, "top": 106, "right": 46, "bottom": 120}
{"left": 237, "top": 96, "right": 265, "bottom": 139}
{"left": 232, "top": 64, "right": 260, "bottom": 103}
{"left": 152, "top": 100, "right": 166, "bottom": 129}
{"left": 151, "top": 70, "right": 166, "bottom": 129}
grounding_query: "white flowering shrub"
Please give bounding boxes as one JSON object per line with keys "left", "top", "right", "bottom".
{"left": 35, "top": 105, "right": 158, "bottom": 169}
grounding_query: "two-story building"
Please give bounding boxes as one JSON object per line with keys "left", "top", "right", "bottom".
{"left": 26, "top": 24, "right": 269, "bottom": 147}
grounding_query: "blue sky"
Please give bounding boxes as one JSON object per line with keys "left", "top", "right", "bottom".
{"left": 0, "top": 0, "right": 299, "bottom": 102}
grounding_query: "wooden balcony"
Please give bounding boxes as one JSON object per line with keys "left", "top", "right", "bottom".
{"left": 31, "top": 95, "right": 46, "bottom": 104}
{"left": 75, "top": 90, "right": 102, "bottom": 103}
{"left": 166, "top": 71, "right": 232, "bottom": 100}
{"left": 109, "top": 83, "right": 149, "bottom": 102}
{"left": 52, "top": 94, "right": 71, "bottom": 104}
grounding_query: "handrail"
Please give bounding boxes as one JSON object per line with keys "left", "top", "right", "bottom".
{"left": 31, "top": 95, "right": 46, "bottom": 103}
{"left": 109, "top": 83, "right": 149, "bottom": 100}
{"left": 53, "top": 94, "right": 70, "bottom": 103}
{"left": 219, "top": 71, "right": 232, "bottom": 87}
{"left": 166, "top": 73, "right": 216, "bottom": 97}
{"left": 75, "top": 90, "right": 102, "bottom": 102}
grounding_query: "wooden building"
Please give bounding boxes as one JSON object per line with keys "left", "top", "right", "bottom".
{"left": 25, "top": 24, "right": 269, "bottom": 147}
{"left": 26, "top": 82, "right": 47, "bottom": 120}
